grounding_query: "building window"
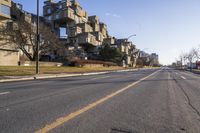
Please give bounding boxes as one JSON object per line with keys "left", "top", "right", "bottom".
{"left": 55, "top": 14, "right": 60, "bottom": 19}
{"left": 46, "top": 16, "right": 52, "bottom": 21}
{"left": 0, "top": 4, "right": 10, "bottom": 16}
{"left": 86, "top": 38, "right": 90, "bottom": 43}
{"left": 47, "top": 8, "right": 51, "bottom": 14}
{"left": 59, "top": 5, "right": 62, "bottom": 9}
{"left": 49, "top": 16, "right": 52, "bottom": 20}
{"left": 98, "top": 35, "right": 101, "bottom": 41}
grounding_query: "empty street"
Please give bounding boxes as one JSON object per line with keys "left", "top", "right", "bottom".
{"left": 0, "top": 68, "right": 200, "bottom": 133}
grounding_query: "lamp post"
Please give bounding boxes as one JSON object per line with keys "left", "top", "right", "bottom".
{"left": 123, "top": 34, "right": 136, "bottom": 67}
{"left": 127, "top": 34, "right": 136, "bottom": 40}
{"left": 36, "top": 0, "right": 40, "bottom": 74}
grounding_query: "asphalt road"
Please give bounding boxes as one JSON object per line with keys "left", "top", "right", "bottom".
{"left": 0, "top": 68, "right": 200, "bottom": 133}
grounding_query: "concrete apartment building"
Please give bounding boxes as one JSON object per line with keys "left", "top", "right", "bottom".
{"left": 43, "top": 0, "right": 140, "bottom": 66}
{"left": 43, "top": 0, "right": 109, "bottom": 52}
{"left": 0, "top": 0, "right": 20, "bottom": 66}
{"left": 0, "top": 0, "right": 142, "bottom": 67}
{"left": 0, "top": 1, "right": 44, "bottom": 66}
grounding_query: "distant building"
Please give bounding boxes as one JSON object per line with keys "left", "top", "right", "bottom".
{"left": 138, "top": 51, "right": 159, "bottom": 67}
{"left": 150, "top": 53, "right": 159, "bottom": 66}
{"left": 116, "top": 39, "right": 139, "bottom": 67}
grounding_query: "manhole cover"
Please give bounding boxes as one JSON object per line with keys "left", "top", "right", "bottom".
{"left": 109, "top": 128, "right": 131, "bottom": 133}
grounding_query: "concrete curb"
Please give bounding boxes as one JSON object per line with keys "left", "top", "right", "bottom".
{"left": 0, "top": 68, "right": 156, "bottom": 83}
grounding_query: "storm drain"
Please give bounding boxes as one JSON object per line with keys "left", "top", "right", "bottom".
{"left": 109, "top": 128, "right": 132, "bottom": 133}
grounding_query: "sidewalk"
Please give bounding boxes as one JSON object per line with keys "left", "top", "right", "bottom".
{"left": 0, "top": 68, "right": 160, "bottom": 83}
{"left": 0, "top": 69, "right": 138, "bottom": 83}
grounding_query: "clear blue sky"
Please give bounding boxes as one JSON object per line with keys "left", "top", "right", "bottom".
{"left": 13, "top": 0, "right": 200, "bottom": 65}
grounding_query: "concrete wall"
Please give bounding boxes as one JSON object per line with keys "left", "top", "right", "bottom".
{"left": 20, "top": 61, "right": 63, "bottom": 67}
{"left": 0, "top": 49, "right": 19, "bottom": 66}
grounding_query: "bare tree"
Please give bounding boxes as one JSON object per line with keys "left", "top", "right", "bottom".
{"left": 0, "top": 15, "right": 65, "bottom": 61}
{"left": 182, "top": 53, "right": 188, "bottom": 65}
{"left": 179, "top": 52, "right": 189, "bottom": 68}
{"left": 191, "top": 46, "right": 200, "bottom": 61}
{"left": 178, "top": 54, "right": 183, "bottom": 67}
{"left": 186, "top": 49, "right": 196, "bottom": 70}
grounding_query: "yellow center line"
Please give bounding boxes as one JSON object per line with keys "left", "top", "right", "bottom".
{"left": 35, "top": 70, "right": 159, "bottom": 133}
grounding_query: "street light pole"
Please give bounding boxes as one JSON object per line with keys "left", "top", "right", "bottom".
{"left": 127, "top": 34, "right": 136, "bottom": 40}
{"left": 36, "top": 0, "right": 40, "bottom": 74}
{"left": 122, "top": 34, "right": 137, "bottom": 67}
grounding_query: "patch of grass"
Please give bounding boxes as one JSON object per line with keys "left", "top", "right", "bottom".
{"left": 0, "top": 66, "right": 125, "bottom": 76}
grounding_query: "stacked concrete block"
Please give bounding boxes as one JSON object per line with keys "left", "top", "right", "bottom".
{"left": 43, "top": 0, "right": 110, "bottom": 48}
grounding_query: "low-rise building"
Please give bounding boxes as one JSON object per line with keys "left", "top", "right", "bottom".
{"left": 0, "top": 0, "right": 20, "bottom": 66}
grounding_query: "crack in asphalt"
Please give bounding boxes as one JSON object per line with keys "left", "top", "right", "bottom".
{"left": 109, "top": 128, "right": 132, "bottom": 133}
{"left": 172, "top": 73, "right": 200, "bottom": 121}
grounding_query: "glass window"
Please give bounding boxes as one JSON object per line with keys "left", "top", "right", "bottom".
{"left": 46, "top": 16, "right": 52, "bottom": 21}
{"left": 56, "top": 14, "right": 60, "bottom": 19}
{"left": 47, "top": 8, "right": 51, "bottom": 14}
{"left": 49, "top": 16, "right": 52, "bottom": 20}
{"left": 0, "top": 4, "right": 10, "bottom": 16}
{"left": 59, "top": 5, "right": 62, "bottom": 9}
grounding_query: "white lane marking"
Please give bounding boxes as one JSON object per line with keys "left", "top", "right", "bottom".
{"left": 0, "top": 91, "right": 10, "bottom": 95}
{"left": 91, "top": 76, "right": 110, "bottom": 80}
{"left": 168, "top": 72, "right": 171, "bottom": 79}
{"left": 181, "top": 76, "right": 186, "bottom": 80}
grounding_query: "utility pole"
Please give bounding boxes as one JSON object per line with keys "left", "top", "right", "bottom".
{"left": 36, "top": 0, "right": 40, "bottom": 74}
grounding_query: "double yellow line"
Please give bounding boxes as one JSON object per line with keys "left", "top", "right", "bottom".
{"left": 35, "top": 70, "right": 159, "bottom": 133}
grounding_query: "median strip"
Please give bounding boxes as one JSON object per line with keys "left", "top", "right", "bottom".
{"left": 35, "top": 70, "right": 159, "bottom": 133}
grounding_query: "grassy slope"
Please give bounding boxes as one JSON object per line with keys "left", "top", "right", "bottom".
{"left": 0, "top": 66, "right": 125, "bottom": 76}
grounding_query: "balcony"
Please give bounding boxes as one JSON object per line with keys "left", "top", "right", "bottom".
{"left": 67, "top": 26, "right": 82, "bottom": 37}
{"left": 88, "top": 15, "right": 100, "bottom": 24}
{"left": 62, "top": 7, "right": 75, "bottom": 19}
{"left": 103, "top": 37, "right": 115, "bottom": 45}
{"left": 77, "top": 33, "right": 98, "bottom": 46}
{"left": 91, "top": 32, "right": 104, "bottom": 43}
{"left": 51, "top": 8, "right": 74, "bottom": 27}
{"left": 76, "top": 23, "right": 92, "bottom": 33}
